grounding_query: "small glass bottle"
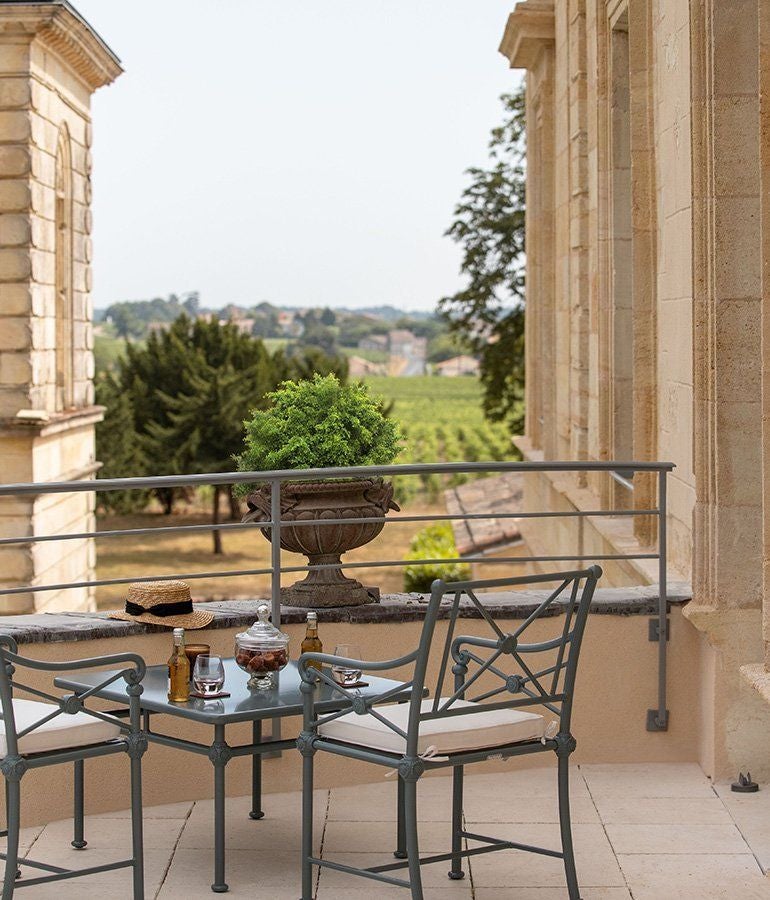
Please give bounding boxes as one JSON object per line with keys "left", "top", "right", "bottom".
{"left": 301, "top": 611, "right": 323, "bottom": 670}
{"left": 168, "top": 627, "right": 190, "bottom": 702}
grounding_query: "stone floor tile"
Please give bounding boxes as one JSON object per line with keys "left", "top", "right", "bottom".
{"left": 618, "top": 852, "right": 770, "bottom": 899}
{"left": 580, "top": 763, "right": 714, "bottom": 799}
{"left": 316, "top": 888, "right": 473, "bottom": 899}
{"left": 594, "top": 796, "right": 733, "bottom": 825}
{"left": 713, "top": 783, "right": 770, "bottom": 872}
{"left": 315, "top": 852, "right": 472, "bottom": 891}
{"left": 605, "top": 822, "right": 751, "bottom": 855}
{"left": 160, "top": 848, "right": 301, "bottom": 894}
{"left": 467, "top": 823, "right": 624, "bottom": 887}
{"left": 31, "top": 815, "right": 185, "bottom": 852}
{"left": 99, "top": 799, "right": 194, "bottom": 819}
{"left": 322, "top": 818, "right": 457, "bottom": 853}
{"left": 180, "top": 795, "right": 324, "bottom": 852}
{"left": 462, "top": 767, "right": 592, "bottom": 800}
{"left": 474, "top": 889, "right": 632, "bottom": 899}
{"left": 13, "top": 848, "right": 169, "bottom": 897}
{"left": 328, "top": 779, "right": 453, "bottom": 822}
{"left": 464, "top": 793, "right": 599, "bottom": 824}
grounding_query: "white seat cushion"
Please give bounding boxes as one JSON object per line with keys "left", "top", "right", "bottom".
{"left": 0, "top": 699, "right": 122, "bottom": 757}
{"left": 318, "top": 698, "right": 547, "bottom": 756}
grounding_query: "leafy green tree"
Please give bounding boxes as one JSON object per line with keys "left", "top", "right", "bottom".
{"left": 95, "top": 313, "right": 352, "bottom": 551}
{"left": 439, "top": 88, "right": 526, "bottom": 431}
{"left": 94, "top": 373, "right": 150, "bottom": 514}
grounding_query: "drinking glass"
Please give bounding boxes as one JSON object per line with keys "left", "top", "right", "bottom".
{"left": 331, "top": 644, "right": 363, "bottom": 687}
{"left": 193, "top": 655, "right": 225, "bottom": 696}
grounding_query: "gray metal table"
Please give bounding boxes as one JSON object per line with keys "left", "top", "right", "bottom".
{"left": 56, "top": 658, "right": 411, "bottom": 893}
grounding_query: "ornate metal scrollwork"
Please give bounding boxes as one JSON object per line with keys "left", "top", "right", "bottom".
{"left": 124, "top": 731, "right": 148, "bottom": 759}
{"left": 296, "top": 730, "right": 317, "bottom": 758}
{"left": 554, "top": 732, "right": 577, "bottom": 757}
{"left": 397, "top": 756, "right": 425, "bottom": 782}
{"left": 0, "top": 755, "right": 27, "bottom": 782}
{"left": 208, "top": 740, "right": 233, "bottom": 766}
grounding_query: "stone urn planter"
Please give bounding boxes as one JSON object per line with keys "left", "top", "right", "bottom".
{"left": 243, "top": 478, "right": 399, "bottom": 607}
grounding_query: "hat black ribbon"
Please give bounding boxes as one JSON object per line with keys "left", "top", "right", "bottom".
{"left": 124, "top": 599, "right": 194, "bottom": 617}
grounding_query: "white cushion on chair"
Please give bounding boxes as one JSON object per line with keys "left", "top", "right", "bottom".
{"left": 0, "top": 699, "right": 122, "bottom": 757}
{"left": 318, "top": 698, "right": 547, "bottom": 756}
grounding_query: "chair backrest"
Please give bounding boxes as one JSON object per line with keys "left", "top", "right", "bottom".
{"left": 403, "top": 566, "right": 601, "bottom": 757}
{"left": 0, "top": 635, "right": 146, "bottom": 759}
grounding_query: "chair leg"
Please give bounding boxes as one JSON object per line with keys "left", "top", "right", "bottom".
{"left": 300, "top": 748, "right": 314, "bottom": 900}
{"left": 448, "top": 765, "right": 465, "bottom": 880}
{"left": 2, "top": 780, "right": 20, "bottom": 900}
{"left": 394, "top": 775, "right": 407, "bottom": 859}
{"left": 402, "top": 775, "right": 424, "bottom": 900}
{"left": 129, "top": 752, "right": 145, "bottom": 900}
{"left": 557, "top": 753, "right": 581, "bottom": 900}
{"left": 71, "top": 759, "right": 87, "bottom": 849}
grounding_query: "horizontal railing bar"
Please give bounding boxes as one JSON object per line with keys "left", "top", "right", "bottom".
{"left": 0, "top": 507, "right": 661, "bottom": 547}
{"left": 0, "top": 459, "right": 676, "bottom": 497}
{"left": 0, "top": 552, "right": 660, "bottom": 597}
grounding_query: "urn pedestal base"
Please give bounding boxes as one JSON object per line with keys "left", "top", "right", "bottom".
{"left": 280, "top": 553, "right": 380, "bottom": 607}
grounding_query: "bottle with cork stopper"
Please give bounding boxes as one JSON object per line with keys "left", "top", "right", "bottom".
{"left": 168, "top": 627, "right": 190, "bottom": 702}
{"left": 301, "top": 611, "right": 323, "bottom": 669}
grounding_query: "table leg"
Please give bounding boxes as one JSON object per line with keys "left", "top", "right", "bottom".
{"left": 210, "top": 724, "right": 231, "bottom": 893}
{"left": 249, "top": 720, "right": 265, "bottom": 820}
{"left": 72, "top": 758, "right": 87, "bottom": 849}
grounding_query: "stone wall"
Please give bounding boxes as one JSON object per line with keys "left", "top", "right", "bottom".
{"left": 0, "top": 4, "right": 121, "bottom": 613}
{"left": 500, "top": 0, "right": 770, "bottom": 777}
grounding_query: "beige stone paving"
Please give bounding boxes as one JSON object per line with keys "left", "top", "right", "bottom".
{"left": 1, "top": 763, "right": 768, "bottom": 898}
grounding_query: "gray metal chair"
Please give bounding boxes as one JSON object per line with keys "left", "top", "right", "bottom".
{"left": 297, "top": 566, "right": 601, "bottom": 900}
{"left": 0, "top": 635, "right": 147, "bottom": 898}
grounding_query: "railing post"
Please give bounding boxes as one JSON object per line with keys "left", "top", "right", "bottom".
{"left": 270, "top": 477, "right": 282, "bottom": 746}
{"left": 270, "top": 478, "right": 282, "bottom": 628}
{"left": 647, "top": 468, "right": 669, "bottom": 731}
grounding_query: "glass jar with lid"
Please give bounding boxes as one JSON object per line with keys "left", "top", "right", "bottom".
{"left": 234, "top": 603, "right": 290, "bottom": 689}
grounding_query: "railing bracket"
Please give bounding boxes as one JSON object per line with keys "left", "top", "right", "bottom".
{"left": 646, "top": 709, "right": 669, "bottom": 732}
{"left": 648, "top": 617, "right": 669, "bottom": 642}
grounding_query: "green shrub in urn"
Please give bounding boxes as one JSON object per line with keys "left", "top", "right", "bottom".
{"left": 236, "top": 374, "right": 403, "bottom": 608}
{"left": 234, "top": 373, "right": 402, "bottom": 478}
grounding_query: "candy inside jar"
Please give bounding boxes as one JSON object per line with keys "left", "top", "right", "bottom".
{"left": 234, "top": 604, "right": 290, "bottom": 689}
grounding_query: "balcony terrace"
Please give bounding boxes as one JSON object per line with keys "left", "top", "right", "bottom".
{"left": 8, "top": 764, "right": 770, "bottom": 898}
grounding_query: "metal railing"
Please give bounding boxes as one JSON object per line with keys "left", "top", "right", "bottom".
{"left": 0, "top": 459, "right": 674, "bottom": 730}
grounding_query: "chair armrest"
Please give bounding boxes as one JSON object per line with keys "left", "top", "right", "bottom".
{"left": 298, "top": 649, "right": 417, "bottom": 683}
{"left": 0, "top": 638, "right": 146, "bottom": 684}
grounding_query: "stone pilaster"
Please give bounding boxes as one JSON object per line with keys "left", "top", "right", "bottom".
{"left": 0, "top": 3, "right": 121, "bottom": 612}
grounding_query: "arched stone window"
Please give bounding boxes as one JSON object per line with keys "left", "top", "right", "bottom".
{"left": 54, "top": 125, "right": 74, "bottom": 411}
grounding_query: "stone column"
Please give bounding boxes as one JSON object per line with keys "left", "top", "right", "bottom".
{"left": 686, "top": 0, "right": 768, "bottom": 778}
{"left": 500, "top": 1, "right": 556, "bottom": 458}
{"left": 0, "top": 3, "right": 121, "bottom": 612}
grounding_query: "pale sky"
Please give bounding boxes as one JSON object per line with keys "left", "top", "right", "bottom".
{"left": 76, "top": 1, "right": 521, "bottom": 311}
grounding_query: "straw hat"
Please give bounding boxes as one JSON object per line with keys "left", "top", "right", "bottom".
{"left": 109, "top": 580, "right": 215, "bottom": 629}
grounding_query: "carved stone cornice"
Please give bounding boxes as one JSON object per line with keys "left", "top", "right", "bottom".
{"left": 0, "top": 1, "right": 122, "bottom": 89}
{"left": 499, "top": 0, "right": 555, "bottom": 69}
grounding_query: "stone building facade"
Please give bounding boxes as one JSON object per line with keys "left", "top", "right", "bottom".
{"left": 500, "top": 0, "right": 770, "bottom": 778}
{"left": 0, "top": 2, "right": 121, "bottom": 613}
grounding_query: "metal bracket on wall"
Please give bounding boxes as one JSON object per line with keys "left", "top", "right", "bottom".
{"left": 648, "top": 617, "right": 669, "bottom": 642}
{"left": 646, "top": 708, "right": 669, "bottom": 731}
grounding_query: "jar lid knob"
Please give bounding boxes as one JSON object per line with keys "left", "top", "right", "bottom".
{"left": 256, "top": 603, "right": 270, "bottom": 624}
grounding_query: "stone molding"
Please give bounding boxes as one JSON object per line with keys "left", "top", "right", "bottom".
{"left": 0, "top": 404, "right": 104, "bottom": 436}
{"left": 0, "top": 1, "right": 122, "bottom": 90}
{"left": 499, "top": 0, "right": 554, "bottom": 69}
{"left": 0, "top": 585, "right": 692, "bottom": 646}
